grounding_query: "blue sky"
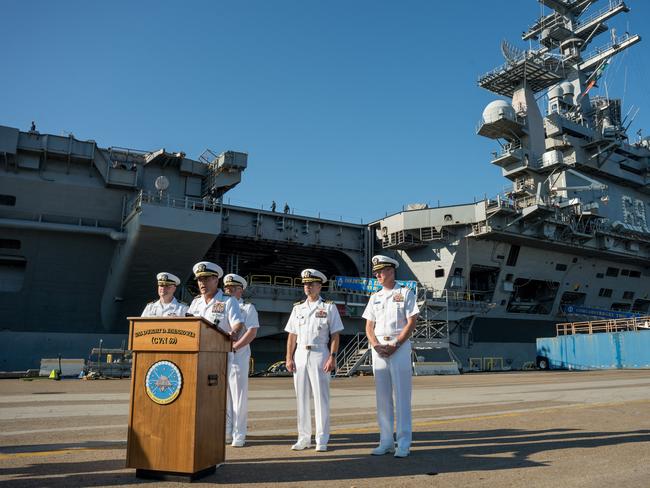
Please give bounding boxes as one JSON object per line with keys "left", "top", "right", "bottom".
{"left": 2, "top": 1, "right": 649, "bottom": 223}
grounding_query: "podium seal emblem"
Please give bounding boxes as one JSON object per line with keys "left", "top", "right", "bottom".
{"left": 145, "top": 360, "right": 183, "bottom": 405}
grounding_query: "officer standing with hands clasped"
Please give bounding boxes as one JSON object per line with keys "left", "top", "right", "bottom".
{"left": 223, "top": 273, "right": 260, "bottom": 447}
{"left": 285, "top": 269, "right": 343, "bottom": 452}
{"left": 141, "top": 272, "right": 188, "bottom": 317}
{"left": 363, "top": 255, "right": 419, "bottom": 458}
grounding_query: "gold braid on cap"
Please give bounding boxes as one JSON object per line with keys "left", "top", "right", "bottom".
{"left": 372, "top": 262, "right": 395, "bottom": 272}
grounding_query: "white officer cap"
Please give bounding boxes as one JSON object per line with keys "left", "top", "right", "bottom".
{"left": 157, "top": 272, "right": 181, "bottom": 286}
{"left": 301, "top": 268, "right": 327, "bottom": 284}
{"left": 223, "top": 273, "right": 247, "bottom": 290}
{"left": 193, "top": 261, "right": 224, "bottom": 279}
{"left": 371, "top": 255, "right": 399, "bottom": 272}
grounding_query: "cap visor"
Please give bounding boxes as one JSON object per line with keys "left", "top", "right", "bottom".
{"left": 195, "top": 272, "right": 219, "bottom": 278}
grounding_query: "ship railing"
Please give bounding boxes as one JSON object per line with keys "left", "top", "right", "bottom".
{"left": 412, "top": 321, "right": 448, "bottom": 340}
{"left": 245, "top": 282, "right": 304, "bottom": 300}
{"left": 514, "top": 195, "right": 540, "bottom": 209}
{"left": 575, "top": 0, "right": 625, "bottom": 29}
{"left": 108, "top": 146, "right": 148, "bottom": 165}
{"left": 247, "top": 274, "right": 331, "bottom": 290}
{"left": 242, "top": 274, "right": 493, "bottom": 306}
{"left": 486, "top": 191, "right": 556, "bottom": 213}
{"left": 557, "top": 315, "right": 650, "bottom": 335}
{"left": 475, "top": 114, "right": 527, "bottom": 134}
{"left": 549, "top": 110, "right": 591, "bottom": 128}
{"left": 478, "top": 49, "right": 563, "bottom": 84}
{"left": 523, "top": 11, "right": 563, "bottom": 39}
{"left": 486, "top": 193, "right": 518, "bottom": 211}
{"left": 381, "top": 227, "right": 447, "bottom": 248}
{"left": 478, "top": 50, "right": 531, "bottom": 81}
{"left": 581, "top": 32, "right": 635, "bottom": 66}
{"left": 199, "top": 149, "right": 219, "bottom": 165}
{"left": 127, "top": 190, "right": 221, "bottom": 214}
{"left": 419, "top": 286, "right": 493, "bottom": 306}
{"left": 502, "top": 141, "right": 522, "bottom": 153}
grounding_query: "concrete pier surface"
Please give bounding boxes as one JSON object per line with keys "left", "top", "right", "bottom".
{"left": 1, "top": 370, "right": 650, "bottom": 487}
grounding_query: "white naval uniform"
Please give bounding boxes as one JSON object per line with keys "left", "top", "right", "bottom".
{"left": 285, "top": 297, "right": 344, "bottom": 447}
{"left": 187, "top": 289, "right": 243, "bottom": 334}
{"left": 141, "top": 297, "right": 188, "bottom": 317}
{"left": 226, "top": 299, "right": 260, "bottom": 443}
{"left": 362, "top": 286, "right": 419, "bottom": 451}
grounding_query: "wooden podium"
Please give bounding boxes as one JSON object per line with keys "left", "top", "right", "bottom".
{"left": 126, "top": 317, "right": 231, "bottom": 481}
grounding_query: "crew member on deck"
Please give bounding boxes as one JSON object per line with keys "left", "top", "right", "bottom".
{"left": 363, "top": 255, "right": 419, "bottom": 458}
{"left": 187, "top": 261, "right": 244, "bottom": 347}
{"left": 285, "top": 268, "right": 343, "bottom": 452}
{"left": 223, "top": 273, "right": 260, "bottom": 447}
{"left": 141, "top": 272, "right": 188, "bottom": 317}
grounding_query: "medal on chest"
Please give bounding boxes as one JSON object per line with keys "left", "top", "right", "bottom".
{"left": 212, "top": 301, "right": 225, "bottom": 313}
{"left": 315, "top": 309, "right": 327, "bottom": 318}
{"left": 392, "top": 292, "right": 404, "bottom": 303}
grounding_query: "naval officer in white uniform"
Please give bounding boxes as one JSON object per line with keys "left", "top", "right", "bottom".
{"left": 141, "top": 272, "right": 189, "bottom": 317}
{"left": 363, "top": 255, "right": 419, "bottom": 458}
{"left": 223, "top": 273, "right": 259, "bottom": 447}
{"left": 187, "top": 262, "right": 244, "bottom": 338}
{"left": 285, "top": 269, "right": 343, "bottom": 452}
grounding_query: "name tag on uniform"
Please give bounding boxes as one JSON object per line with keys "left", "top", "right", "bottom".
{"left": 213, "top": 302, "right": 225, "bottom": 313}
{"left": 392, "top": 293, "right": 404, "bottom": 302}
{"left": 315, "top": 309, "right": 327, "bottom": 318}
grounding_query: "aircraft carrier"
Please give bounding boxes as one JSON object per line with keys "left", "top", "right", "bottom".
{"left": 1, "top": 0, "right": 649, "bottom": 372}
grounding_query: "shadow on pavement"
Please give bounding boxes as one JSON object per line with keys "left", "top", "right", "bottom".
{"left": 0, "top": 441, "right": 125, "bottom": 455}
{"left": 2, "top": 427, "right": 650, "bottom": 486}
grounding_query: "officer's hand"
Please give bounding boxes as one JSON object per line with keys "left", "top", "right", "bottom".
{"left": 286, "top": 359, "right": 296, "bottom": 373}
{"left": 373, "top": 344, "right": 388, "bottom": 357}
{"left": 323, "top": 356, "right": 336, "bottom": 373}
{"left": 383, "top": 344, "right": 398, "bottom": 357}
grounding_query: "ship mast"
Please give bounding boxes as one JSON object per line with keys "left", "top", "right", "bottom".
{"left": 477, "top": 0, "right": 642, "bottom": 205}
{"left": 475, "top": 0, "right": 650, "bottom": 264}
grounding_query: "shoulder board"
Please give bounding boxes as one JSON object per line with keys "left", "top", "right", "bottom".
{"left": 325, "top": 300, "right": 334, "bottom": 304}
{"left": 244, "top": 301, "right": 252, "bottom": 305}
{"left": 147, "top": 300, "right": 156, "bottom": 305}
{"left": 293, "top": 300, "right": 305, "bottom": 306}
{"left": 179, "top": 301, "right": 188, "bottom": 306}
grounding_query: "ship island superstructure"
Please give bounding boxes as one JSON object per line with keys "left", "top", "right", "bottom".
{"left": 371, "top": 0, "right": 650, "bottom": 368}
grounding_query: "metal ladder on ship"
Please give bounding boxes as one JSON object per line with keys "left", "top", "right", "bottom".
{"left": 335, "top": 333, "right": 372, "bottom": 377}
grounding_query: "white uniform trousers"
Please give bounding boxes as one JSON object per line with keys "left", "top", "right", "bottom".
{"left": 371, "top": 339, "right": 412, "bottom": 450}
{"left": 293, "top": 346, "right": 331, "bottom": 446}
{"left": 226, "top": 346, "right": 251, "bottom": 443}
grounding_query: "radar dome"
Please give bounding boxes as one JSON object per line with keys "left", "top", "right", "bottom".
{"left": 548, "top": 85, "right": 564, "bottom": 100}
{"left": 482, "top": 100, "right": 515, "bottom": 124}
{"left": 560, "top": 82, "right": 575, "bottom": 104}
{"left": 154, "top": 175, "right": 170, "bottom": 191}
{"left": 560, "top": 81, "right": 574, "bottom": 94}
